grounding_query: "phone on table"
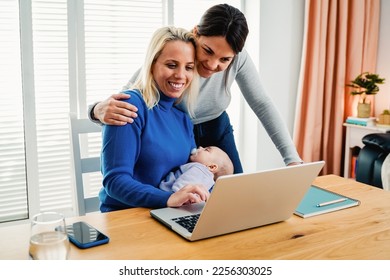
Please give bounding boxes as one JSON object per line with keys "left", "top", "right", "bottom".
{"left": 66, "top": 221, "right": 109, "bottom": 249}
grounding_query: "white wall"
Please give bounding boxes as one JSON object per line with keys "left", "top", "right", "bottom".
{"left": 376, "top": 0, "right": 390, "bottom": 115}
{"left": 240, "top": 0, "right": 305, "bottom": 172}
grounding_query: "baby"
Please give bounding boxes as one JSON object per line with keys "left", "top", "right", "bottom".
{"left": 159, "top": 146, "right": 234, "bottom": 193}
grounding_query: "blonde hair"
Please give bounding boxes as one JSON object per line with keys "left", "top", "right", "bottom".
{"left": 132, "top": 26, "right": 199, "bottom": 117}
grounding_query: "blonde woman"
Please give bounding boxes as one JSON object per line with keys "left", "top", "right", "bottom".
{"left": 99, "top": 26, "right": 209, "bottom": 212}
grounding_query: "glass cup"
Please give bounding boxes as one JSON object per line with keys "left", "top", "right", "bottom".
{"left": 29, "top": 212, "right": 70, "bottom": 260}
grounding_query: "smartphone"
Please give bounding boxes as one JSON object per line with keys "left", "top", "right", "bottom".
{"left": 66, "top": 221, "right": 109, "bottom": 249}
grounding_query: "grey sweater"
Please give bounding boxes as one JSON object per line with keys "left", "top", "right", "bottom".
{"left": 120, "top": 49, "right": 302, "bottom": 165}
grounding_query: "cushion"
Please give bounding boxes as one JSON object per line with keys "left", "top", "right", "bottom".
{"left": 382, "top": 154, "right": 390, "bottom": 191}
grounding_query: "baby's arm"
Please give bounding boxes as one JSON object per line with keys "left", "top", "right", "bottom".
{"left": 171, "top": 163, "right": 215, "bottom": 193}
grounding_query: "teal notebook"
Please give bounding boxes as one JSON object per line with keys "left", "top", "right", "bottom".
{"left": 294, "top": 185, "right": 360, "bottom": 218}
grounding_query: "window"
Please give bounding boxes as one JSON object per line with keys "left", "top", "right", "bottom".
{"left": 0, "top": 0, "right": 28, "bottom": 223}
{"left": 0, "top": 0, "right": 242, "bottom": 224}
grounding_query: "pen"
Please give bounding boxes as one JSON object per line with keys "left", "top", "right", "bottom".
{"left": 316, "top": 198, "right": 347, "bottom": 207}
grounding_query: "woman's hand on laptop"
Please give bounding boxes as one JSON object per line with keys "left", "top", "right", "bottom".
{"left": 287, "top": 161, "right": 304, "bottom": 166}
{"left": 167, "top": 185, "right": 210, "bottom": 207}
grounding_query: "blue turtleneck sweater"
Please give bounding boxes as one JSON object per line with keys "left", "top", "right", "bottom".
{"left": 99, "top": 89, "right": 196, "bottom": 211}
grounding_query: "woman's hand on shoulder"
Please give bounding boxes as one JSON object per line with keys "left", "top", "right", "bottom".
{"left": 94, "top": 92, "right": 138, "bottom": 125}
{"left": 167, "top": 184, "right": 210, "bottom": 207}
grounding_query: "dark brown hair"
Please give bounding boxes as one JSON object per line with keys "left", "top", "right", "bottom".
{"left": 196, "top": 3, "right": 249, "bottom": 54}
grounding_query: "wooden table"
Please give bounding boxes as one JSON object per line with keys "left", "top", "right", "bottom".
{"left": 2, "top": 175, "right": 390, "bottom": 260}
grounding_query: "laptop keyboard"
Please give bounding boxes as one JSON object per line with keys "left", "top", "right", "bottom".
{"left": 172, "top": 214, "right": 200, "bottom": 233}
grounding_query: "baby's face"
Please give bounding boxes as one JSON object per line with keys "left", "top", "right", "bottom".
{"left": 190, "top": 146, "right": 222, "bottom": 165}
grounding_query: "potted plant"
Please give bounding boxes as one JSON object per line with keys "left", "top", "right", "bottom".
{"left": 378, "top": 109, "right": 390, "bottom": 126}
{"left": 346, "top": 72, "right": 385, "bottom": 118}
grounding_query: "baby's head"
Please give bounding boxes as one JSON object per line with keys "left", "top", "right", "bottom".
{"left": 190, "top": 146, "right": 234, "bottom": 180}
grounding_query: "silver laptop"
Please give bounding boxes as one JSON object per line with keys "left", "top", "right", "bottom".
{"left": 150, "top": 161, "right": 325, "bottom": 241}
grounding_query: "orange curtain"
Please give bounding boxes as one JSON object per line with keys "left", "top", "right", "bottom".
{"left": 294, "top": 0, "right": 380, "bottom": 175}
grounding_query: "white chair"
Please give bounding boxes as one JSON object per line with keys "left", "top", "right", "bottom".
{"left": 69, "top": 112, "right": 101, "bottom": 215}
